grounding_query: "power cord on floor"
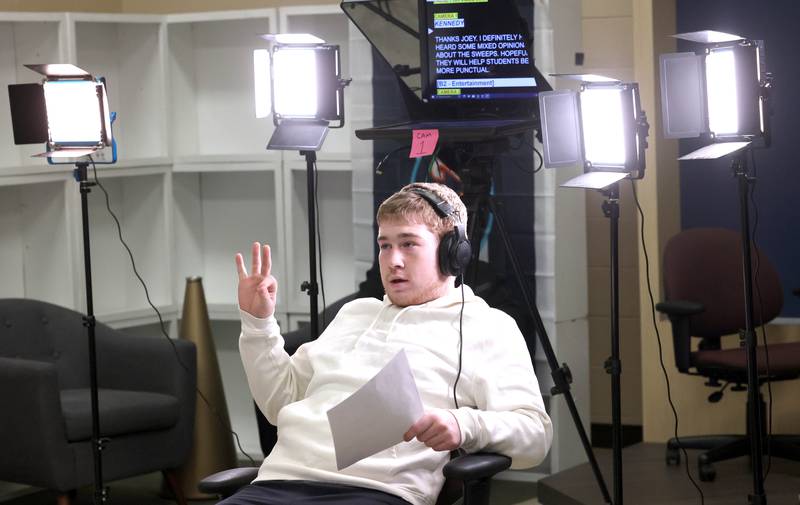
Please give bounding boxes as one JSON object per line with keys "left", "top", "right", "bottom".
{"left": 630, "top": 178, "right": 705, "bottom": 505}
{"left": 89, "top": 155, "right": 256, "bottom": 467}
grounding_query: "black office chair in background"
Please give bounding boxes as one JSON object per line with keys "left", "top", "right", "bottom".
{"left": 656, "top": 227, "right": 800, "bottom": 481}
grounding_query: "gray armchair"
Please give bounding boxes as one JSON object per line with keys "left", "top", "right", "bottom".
{"left": 0, "top": 298, "right": 197, "bottom": 505}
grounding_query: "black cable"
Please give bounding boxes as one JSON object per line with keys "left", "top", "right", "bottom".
{"left": 313, "top": 161, "right": 327, "bottom": 330}
{"left": 522, "top": 138, "right": 545, "bottom": 173}
{"left": 748, "top": 149, "right": 773, "bottom": 480}
{"left": 453, "top": 277, "right": 465, "bottom": 409}
{"left": 501, "top": 151, "right": 535, "bottom": 175}
{"left": 374, "top": 144, "right": 412, "bottom": 175}
{"left": 502, "top": 138, "right": 544, "bottom": 174}
{"left": 630, "top": 179, "right": 705, "bottom": 504}
{"left": 88, "top": 156, "right": 256, "bottom": 467}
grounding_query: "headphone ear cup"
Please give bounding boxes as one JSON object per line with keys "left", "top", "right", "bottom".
{"left": 438, "top": 231, "right": 458, "bottom": 277}
{"left": 453, "top": 236, "right": 472, "bottom": 276}
{"left": 439, "top": 226, "right": 471, "bottom": 277}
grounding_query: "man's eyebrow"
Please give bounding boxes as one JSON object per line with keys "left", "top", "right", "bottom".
{"left": 377, "top": 232, "right": 424, "bottom": 241}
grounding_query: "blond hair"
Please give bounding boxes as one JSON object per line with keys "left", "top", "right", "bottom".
{"left": 376, "top": 182, "right": 468, "bottom": 238}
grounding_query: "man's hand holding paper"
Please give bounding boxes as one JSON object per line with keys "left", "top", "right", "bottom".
{"left": 327, "top": 349, "right": 458, "bottom": 470}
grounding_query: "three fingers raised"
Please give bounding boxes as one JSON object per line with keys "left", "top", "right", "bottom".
{"left": 236, "top": 242, "right": 271, "bottom": 279}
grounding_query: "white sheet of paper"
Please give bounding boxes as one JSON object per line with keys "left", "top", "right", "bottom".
{"left": 326, "top": 349, "right": 424, "bottom": 470}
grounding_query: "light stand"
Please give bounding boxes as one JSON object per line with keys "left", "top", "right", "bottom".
{"left": 659, "top": 30, "right": 773, "bottom": 503}
{"left": 732, "top": 150, "right": 766, "bottom": 504}
{"left": 538, "top": 76, "right": 649, "bottom": 505}
{"left": 266, "top": 120, "right": 331, "bottom": 339}
{"left": 75, "top": 160, "right": 109, "bottom": 504}
{"left": 458, "top": 151, "right": 612, "bottom": 505}
{"left": 301, "top": 150, "right": 320, "bottom": 338}
{"left": 6, "top": 63, "right": 116, "bottom": 505}
{"left": 601, "top": 183, "right": 623, "bottom": 505}
{"left": 257, "top": 36, "right": 349, "bottom": 338}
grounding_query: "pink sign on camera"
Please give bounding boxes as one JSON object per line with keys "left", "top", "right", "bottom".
{"left": 409, "top": 129, "right": 439, "bottom": 158}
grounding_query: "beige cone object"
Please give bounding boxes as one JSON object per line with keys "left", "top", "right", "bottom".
{"left": 173, "top": 276, "right": 238, "bottom": 499}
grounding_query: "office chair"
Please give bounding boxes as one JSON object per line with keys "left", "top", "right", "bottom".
{"left": 198, "top": 452, "right": 511, "bottom": 505}
{"left": 656, "top": 227, "right": 800, "bottom": 481}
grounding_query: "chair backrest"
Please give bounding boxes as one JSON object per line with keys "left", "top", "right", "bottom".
{"left": 0, "top": 298, "right": 115, "bottom": 389}
{"left": 662, "top": 227, "right": 783, "bottom": 339}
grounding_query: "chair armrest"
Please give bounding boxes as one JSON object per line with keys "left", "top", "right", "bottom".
{"left": 0, "top": 357, "right": 73, "bottom": 483}
{"left": 442, "top": 452, "right": 511, "bottom": 482}
{"left": 655, "top": 300, "right": 704, "bottom": 373}
{"left": 655, "top": 300, "right": 704, "bottom": 317}
{"left": 198, "top": 467, "right": 259, "bottom": 497}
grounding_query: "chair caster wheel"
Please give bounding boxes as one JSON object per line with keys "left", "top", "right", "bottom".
{"left": 698, "top": 460, "right": 716, "bottom": 482}
{"left": 666, "top": 446, "right": 681, "bottom": 466}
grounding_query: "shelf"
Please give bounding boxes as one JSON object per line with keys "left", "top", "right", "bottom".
{"left": 0, "top": 166, "right": 72, "bottom": 187}
{"left": 0, "top": 180, "right": 74, "bottom": 307}
{"left": 284, "top": 152, "right": 352, "bottom": 171}
{"left": 167, "top": 10, "right": 278, "bottom": 158}
{"left": 98, "top": 304, "right": 179, "bottom": 330}
{"left": 285, "top": 169, "right": 355, "bottom": 314}
{"left": 86, "top": 172, "right": 171, "bottom": 316}
{"left": 171, "top": 170, "right": 287, "bottom": 315}
{"left": 73, "top": 15, "right": 167, "bottom": 162}
{"left": 207, "top": 303, "right": 241, "bottom": 321}
{"left": 172, "top": 153, "right": 281, "bottom": 173}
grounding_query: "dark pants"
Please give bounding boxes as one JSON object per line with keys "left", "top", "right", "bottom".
{"left": 217, "top": 480, "right": 412, "bottom": 505}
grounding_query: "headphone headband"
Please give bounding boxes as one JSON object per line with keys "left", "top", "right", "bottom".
{"left": 405, "top": 186, "right": 470, "bottom": 277}
{"left": 408, "top": 187, "right": 457, "bottom": 221}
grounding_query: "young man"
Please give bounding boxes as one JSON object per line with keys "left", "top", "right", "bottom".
{"left": 227, "top": 182, "right": 552, "bottom": 505}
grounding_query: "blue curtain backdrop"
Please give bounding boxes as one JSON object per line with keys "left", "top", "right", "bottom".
{"left": 677, "top": 0, "right": 800, "bottom": 317}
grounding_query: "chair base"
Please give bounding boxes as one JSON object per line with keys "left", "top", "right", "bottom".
{"left": 666, "top": 434, "right": 800, "bottom": 482}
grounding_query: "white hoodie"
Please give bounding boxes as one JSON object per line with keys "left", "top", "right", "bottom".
{"left": 239, "top": 285, "right": 552, "bottom": 505}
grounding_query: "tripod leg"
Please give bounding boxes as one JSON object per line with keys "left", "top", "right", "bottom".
{"left": 487, "top": 196, "right": 612, "bottom": 504}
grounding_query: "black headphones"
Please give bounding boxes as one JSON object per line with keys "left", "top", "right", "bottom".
{"left": 408, "top": 187, "right": 471, "bottom": 277}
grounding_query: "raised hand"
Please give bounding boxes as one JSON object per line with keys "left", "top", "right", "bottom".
{"left": 235, "top": 242, "right": 277, "bottom": 319}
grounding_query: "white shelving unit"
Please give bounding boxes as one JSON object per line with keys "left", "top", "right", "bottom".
{"left": 0, "top": 4, "right": 363, "bottom": 462}
{"left": 0, "top": 178, "right": 73, "bottom": 307}
{"left": 171, "top": 168, "right": 287, "bottom": 320}
{"left": 166, "top": 9, "right": 278, "bottom": 163}
{"left": 86, "top": 166, "right": 173, "bottom": 324}
{"left": 284, "top": 158, "right": 355, "bottom": 329}
{"left": 165, "top": 9, "right": 289, "bottom": 323}
{"left": 71, "top": 13, "right": 168, "bottom": 165}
